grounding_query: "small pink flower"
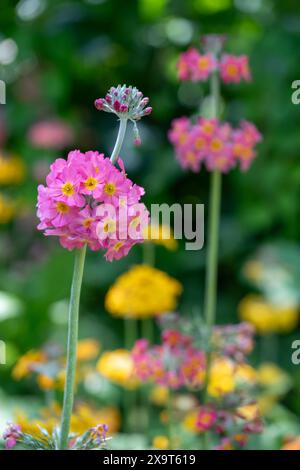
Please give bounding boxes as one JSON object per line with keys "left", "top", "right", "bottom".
{"left": 219, "top": 54, "right": 251, "bottom": 84}
{"left": 190, "top": 52, "right": 217, "bottom": 82}
{"left": 177, "top": 49, "right": 216, "bottom": 82}
{"left": 196, "top": 407, "right": 218, "bottom": 432}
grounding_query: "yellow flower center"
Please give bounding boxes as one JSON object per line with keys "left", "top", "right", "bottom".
{"left": 227, "top": 64, "right": 238, "bottom": 77}
{"left": 104, "top": 182, "right": 116, "bottom": 196}
{"left": 186, "top": 151, "right": 196, "bottom": 162}
{"left": 61, "top": 182, "right": 75, "bottom": 197}
{"left": 83, "top": 218, "right": 94, "bottom": 228}
{"left": 195, "top": 137, "right": 205, "bottom": 150}
{"left": 202, "top": 123, "right": 214, "bottom": 135}
{"left": 210, "top": 138, "right": 223, "bottom": 152}
{"left": 84, "top": 176, "right": 98, "bottom": 191}
{"left": 198, "top": 56, "right": 210, "bottom": 70}
{"left": 56, "top": 201, "right": 70, "bottom": 214}
{"left": 113, "top": 241, "right": 124, "bottom": 251}
{"left": 103, "top": 219, "right": 116, "bottom": 233}
{"left": 179, "top": 133, "right": 187, "bottom": 145}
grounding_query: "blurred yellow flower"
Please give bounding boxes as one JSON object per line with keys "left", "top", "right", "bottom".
{"left": 15, "top": 402, "right": 120, "bottom": 438}
{"left": 235, "top": 363, "right": 257, "bottom": 384}
{"left": 70, "top": 403, "right": 120, "bottom": 434}
{"left": 105, "top": 264, "right": 182, "bottom": 319}
{"left": 15, "top": 410, "right": 56, "bottom": 438}
{"left": 236, "top": 403, "right": 259, "bottom": 421}
{"left": 256, "top": 363, "right": 292, "bottom": 415}
{"left": 183, "top": 410, "right": 199, "bottom": 433}
{"left": 37, "top": 374, "right": 55, "bottom": 391}
{"left": 12, "top": 350, "right": 46, "bottom": 380}
{"left": 208, "top": 357, "right": 256, "bottom": 398}
{"left": 152, "top": 435, "right": 169, "bottom": 449}
{"left": 238, "top": 295, "right": 298, "bottom": 334}
{"left": 0, "top": 193, "right": 16, "bottom": 224}
{"left": 257, "top": 362, "right": 287, "bottom": 388}
{"left": 143, "top": 223, "right": 178, "bottom": 251}
{"left": 0, "top": 154, "right": 26, "bottom": 185}
{"left": 150, "top": 385, "right": 169, "bottom": 406}
{"left": 77, "top": 339, "right": 100, "bottom": 361}
{"left": 208, "top": 357, "right": 235, "bottom": 397}
{"left": 97, "top": 349, "right": 138, "bottom": 389}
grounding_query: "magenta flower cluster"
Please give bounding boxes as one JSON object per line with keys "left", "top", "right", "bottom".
{"left": 132, "top": 330, "right": 206, "bottom": 390}
{"left": 37, "top": 150, "right": 148, "bottom": 261}
{"left": 178, "top": 49, "right": 251, "bottom": 84}
{"left": 168, "top": 117, "right": 262, "bottom": 173}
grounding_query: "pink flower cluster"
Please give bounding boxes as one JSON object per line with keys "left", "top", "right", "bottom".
{"left": 132, "top": 330, "right": 206, "bottom": 389}
{"left": 196, "top": 406, "right": 218, "bottom": 432}
{"left": 37, "top": 150, "right": 149, "bottom": 261}
{"left": 177, "top": 49, "right": 251, "bottom": 84}
{"left": 168, "top": 117, "right": 262, "bottom": 173}
{"left": 192, "top": 406, "right": 262, "bottom": 450}
{"left": 3, "top": 423, "right": 21, "bottom": 450}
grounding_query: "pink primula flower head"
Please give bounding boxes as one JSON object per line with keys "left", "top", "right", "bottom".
{"left": 169, "top": 117, "right": 261, "bottom": 173}
{"left": 37, "top": 150, "right": 149, "bottom": 261}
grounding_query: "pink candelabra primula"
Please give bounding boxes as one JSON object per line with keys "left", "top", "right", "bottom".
{"left": 177, "top": 34, "right": 251, "bottom": 84}
{"left": 169, "top": 37, "right": 262, "bottom": 437}
{"left": 168, "top": 117, "right": 261, "bottom": 173}
{"left": 33, "top": 85, "right": 151, "bottom": 450}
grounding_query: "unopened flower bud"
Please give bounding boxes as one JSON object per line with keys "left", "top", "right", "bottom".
{"left": 94, "top": 84, "right": 152, "bottom": 122}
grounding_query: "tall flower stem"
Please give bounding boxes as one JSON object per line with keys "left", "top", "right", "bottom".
{"left": 204, "top": 169, "right": 222, "bottom": 331}
{"left": 60, "top": 245, "right": 87, "bottom": 449}
{"left": 110, "top": 118, "right": 128, "bottom": 164}
{"left": 203, "top": 70, "right": 222, "bottom": 405}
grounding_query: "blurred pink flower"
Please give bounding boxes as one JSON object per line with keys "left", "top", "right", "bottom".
{"left": 219, "top": 54, "right": 251, "bottom": 84}
{"left": 28, "top": 120, "right": 74, "bottom": 150}
{"left": 169, "top": 117, "right": 261, "bottom": 173}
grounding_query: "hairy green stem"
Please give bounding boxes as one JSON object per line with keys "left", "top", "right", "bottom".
{"left": 110, "top": 118, "right": 128, "bottom": 165}
{"left": 203, "top": 71, "right": 222, "bottom": 409}
{"left": 60, "top": 245, "right": 87, "bottom": 449}
{"left": 204, "top": 170, "right": 222, "bottom": 331}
